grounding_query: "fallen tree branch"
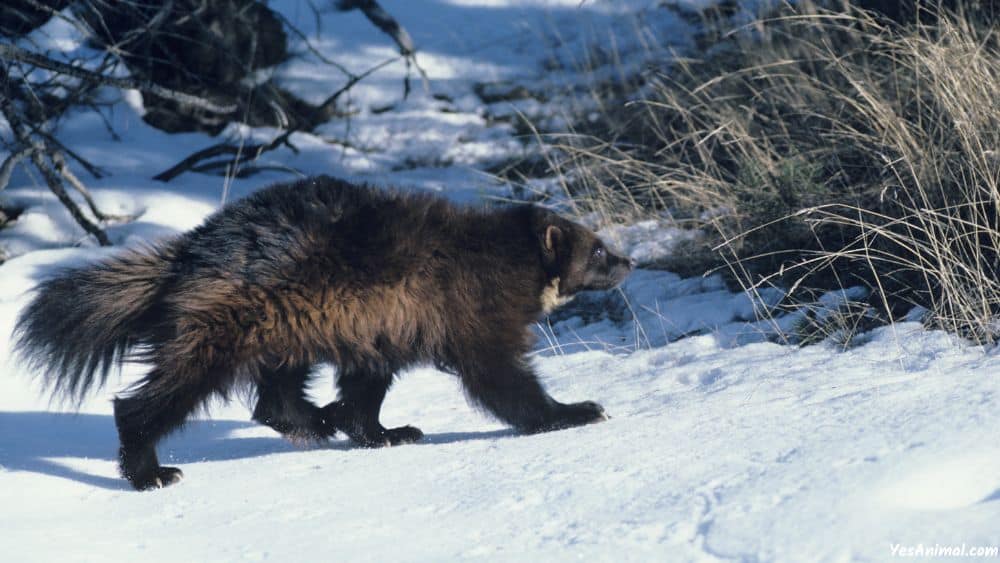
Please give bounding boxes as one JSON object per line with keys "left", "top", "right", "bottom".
{"left": 154, "top": 55, "right": 396, "bottom": 182}
{"left": 153, "top": 130, "right": 294, "bottom": 182}
{"left": 0, "top": 43, "right": 237, "bottom": 114}
{"left": 146, "top": 0, "right": 427, "bottom": 183}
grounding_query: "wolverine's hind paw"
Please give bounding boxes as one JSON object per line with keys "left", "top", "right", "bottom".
{"left": 354, "top": 425, "right": 424, "bottom": 448}
{"left": 383, "top": 425, "right": 424, "bottom": 446}
{"left": 154, "top": 466, "right": 184, "bottom": 488}
{"left": 558, "top": 400, "right": 609, "bottom": 427}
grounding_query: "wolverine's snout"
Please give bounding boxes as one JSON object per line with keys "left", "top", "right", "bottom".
{"left": 608, "top": 252, "right": 635, "bottom": 288}
{"left": 582, "top": 248, "right": 634, "bottom": 291}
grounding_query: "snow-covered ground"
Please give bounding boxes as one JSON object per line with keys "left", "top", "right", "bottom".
{"left": 2, "top": 1, "right": 999, "bottom": 562}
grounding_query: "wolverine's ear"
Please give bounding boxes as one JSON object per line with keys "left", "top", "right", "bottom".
{"left": 543, "top": 225, "right": 563, "bottom": 254}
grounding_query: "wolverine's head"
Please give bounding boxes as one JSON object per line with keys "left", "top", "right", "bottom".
{"left": 532, "top": 208, "right": 635, "bottom": 312}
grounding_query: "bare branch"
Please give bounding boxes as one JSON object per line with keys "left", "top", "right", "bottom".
{"left": 12, "top": 0, "right": 95, "bottom": 39}
{"left": 29, "top": 147, "right": 112, "bottom": 246}
{"left": 1, "top": 97, "right": 111, "bottom": 246}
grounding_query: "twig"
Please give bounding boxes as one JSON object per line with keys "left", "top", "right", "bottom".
{"left": 315, "top": 56, "right": 399, "bottom": 115}
{"left": 37, "top": 131, "right": 108, "bottom": 179}
{"left": 273, "top": 11, "right": 353, "bottom": 77}
{"left": 29, "top": 148, "right": 112, "bottom": 246}
{"left": 51, "top": 152, "right": 133, "bottom": 223}
{"left": 337, "top": 0, "right": 415, "bottom": 55}
{"left": 0, "top": 146, "right": 35, "bottom": 192}
{"left": 336, "top": 0, "right": 430, "bottom": 97}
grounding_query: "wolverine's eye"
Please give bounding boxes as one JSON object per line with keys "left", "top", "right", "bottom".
{"left": 592, "top": 246, "right": 605, "bottom": 259}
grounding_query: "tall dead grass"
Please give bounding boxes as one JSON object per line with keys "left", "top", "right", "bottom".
{"left": 554, "top": 2, "right": 1000, "bottom": 343}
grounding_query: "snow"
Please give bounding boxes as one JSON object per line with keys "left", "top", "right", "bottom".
{"left": 2, "top": 316, "right": 998, "bottom": 561}
{"left": 2, "top": 1, "right": 999, "bottom": 562}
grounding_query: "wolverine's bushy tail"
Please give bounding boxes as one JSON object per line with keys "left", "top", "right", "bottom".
{"left": 14, "top": 246, "right": 174, "bottom": 400}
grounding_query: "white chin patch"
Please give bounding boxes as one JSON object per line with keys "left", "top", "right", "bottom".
{"left": 540, "top": 277, "right": 574, "bottom": 314}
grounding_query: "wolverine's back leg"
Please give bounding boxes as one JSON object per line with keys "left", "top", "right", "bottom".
{"left": 113, "top": 365, "right": 219, "bottom": 490}
{"left": 252, "top": 363, "right": 336, "bottom": 441}
{"left": 113, "top": 320, "right": 243, "bottom": 491}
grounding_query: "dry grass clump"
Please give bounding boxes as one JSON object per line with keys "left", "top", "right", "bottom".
{"left": 554, "top": 1, "right": 1000, "bottom": 343}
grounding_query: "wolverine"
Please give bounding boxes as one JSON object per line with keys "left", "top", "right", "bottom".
{"left": 15, "top": 176, "right": 634, "bottom": 490}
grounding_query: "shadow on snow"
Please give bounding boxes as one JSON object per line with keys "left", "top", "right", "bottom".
{"left": 0, "top": 411, "right": 513, "bottom": 491}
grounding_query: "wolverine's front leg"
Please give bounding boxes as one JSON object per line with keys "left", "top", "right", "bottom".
{"left": 320, "top": 368, "right": 423, "bottom": 447}
{"left": 252, "top": 363, "right": 335, "bottom": 442}
{"left": 456, "top": 347, "right": 608, "bottom": 433}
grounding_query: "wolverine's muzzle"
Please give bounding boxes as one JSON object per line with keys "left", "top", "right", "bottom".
{"left": 610, "top": 253, "right": 636, "bottom": 288}
{"left": 585, "top": 250, "right": 635, "bottom": 291}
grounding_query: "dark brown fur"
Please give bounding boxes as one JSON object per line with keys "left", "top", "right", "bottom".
{"left": 15, "top": 176, "right": 634, "bottom": 490}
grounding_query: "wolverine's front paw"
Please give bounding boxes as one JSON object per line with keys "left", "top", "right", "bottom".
{"left": 533, "top": 401, "right": 608, "bottom": 433}
{"left": 320, "top": 400, "right": 424, "bottom": 447}
{"left": 128, "top": 466, "right": 184, "bottom": 491}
